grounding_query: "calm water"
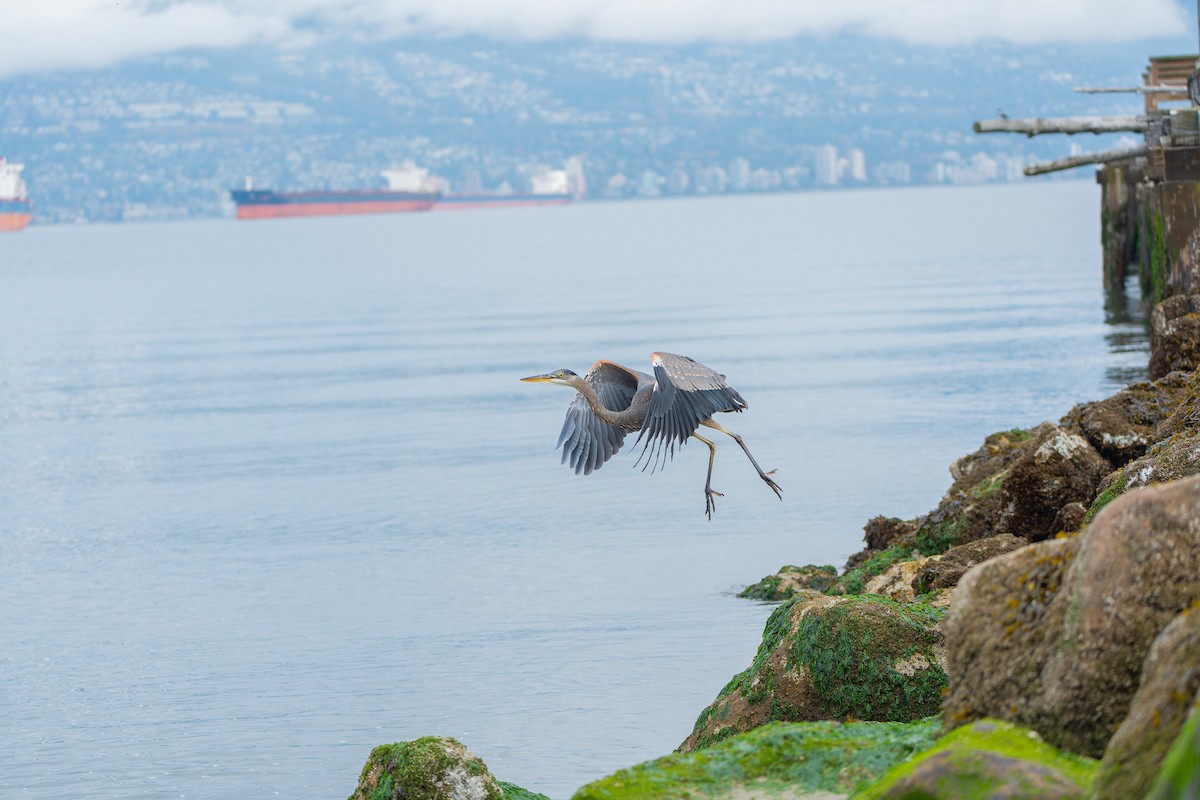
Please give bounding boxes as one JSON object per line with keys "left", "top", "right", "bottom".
{"left": 0, "top": 182, "right": 1145, "bottom": 799}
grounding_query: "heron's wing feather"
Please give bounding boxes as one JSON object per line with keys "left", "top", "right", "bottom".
{"left": 556, "top": 360, "right": 640, "bottom": 475}
{"left": 636, "top": 352, "right": 746, "bottom": 466}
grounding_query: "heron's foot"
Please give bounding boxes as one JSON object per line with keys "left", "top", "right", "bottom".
{"left": 760, "top": 469, "right": 783, "bottom": 500}
{"left": 705, "top": 487, "right": 724, "bottom": 520}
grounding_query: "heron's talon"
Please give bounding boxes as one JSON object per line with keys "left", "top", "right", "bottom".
{"left": 705, "top": 488, "right": 723, "bottom": 520}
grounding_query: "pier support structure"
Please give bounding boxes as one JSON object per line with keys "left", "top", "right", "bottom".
{"left": 1099, "top": 110, "right": 1200, "bottom": 304}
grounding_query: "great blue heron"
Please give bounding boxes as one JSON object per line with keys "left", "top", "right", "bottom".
{"left": 521, "top": 352, "right": 782, "bottom": 519}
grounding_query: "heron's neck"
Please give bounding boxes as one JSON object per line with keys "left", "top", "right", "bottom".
{"left": 569, "top": 376, "right": 629, "bottom": 427}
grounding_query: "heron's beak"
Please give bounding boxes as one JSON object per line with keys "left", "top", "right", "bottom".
{"left": 520, "top": 373, "right": 555, "bottom": 383}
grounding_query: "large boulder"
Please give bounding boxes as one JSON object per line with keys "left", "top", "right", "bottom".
{"left": 942, "top": 475, "right": 1200, "bottom": 757}
{"left": 1092, "top": 605, "right": 1200, "bottom": 799}
{"left": 348, "top": 737, "right": 542, "bottom": 800}
{"left": 681, "top": 595, "right": 945, "bottom": 752}
{"left": 992, "top": 422, "right": 1111, "bottom": 541}
{"left": 572, "top": 719, "right": 941, "bottom": 800}
{"left": 910, "top": 534, "right": 1027, "bottom": 595}
{"left": 851, "top": 719, "right": 1097, "bottom": 800}
{"left": 1069, "top": 371, "right": 1193, "bottom": 466}
{"left": 1149, "top": 293, "right": 1200, "bottom": 379}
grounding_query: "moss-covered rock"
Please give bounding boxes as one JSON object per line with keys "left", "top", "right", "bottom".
{"left": 942, "top": 474, "right": 1200, "bottom": 758}
{"left": 850, "top": 719, "right": 1097, "bottom": 800}
{"left": 863, "top": 516, "right": 918, "bottom": 552}
{"left": 739, "top": 564, "right": 838, "bottom": 601}
{"left": 1092, "top": 604, "right": 1200, "bottom": 799}
{"left": 348, "top": 737, "right": 505, "bottom": 800}
{"left": 844, "top": 518, "right": 917, "bottom": 573}
{"left": 829, "top": 545, "right": 915, "bottom": 596}
{"left": 886, "top": 429, "right": 1026, "bottom": 559}
{"left": 910, "top": 534, "right": 1026, "bottom": 596}
{"left": 680, "top": 595, "right": 946, "bottom": 752}
{"left": 498, "top": 783, "right": 551, "bottom": 800}
{"left": 1146, "top": 699, "right": 1200, "bottom": 800}
{"left": 573, "top": 719, "right": 940, "bottom": 800}
{"left": 863, "top": 557, "right": 930, "bottom": 602}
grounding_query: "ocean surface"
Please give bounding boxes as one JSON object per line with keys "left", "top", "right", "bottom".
{"left": 0, "top": 182, "right": 1147, "bottom": 799}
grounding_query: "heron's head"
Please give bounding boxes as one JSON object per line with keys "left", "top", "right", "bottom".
{"left": 520, "top": 369, "right": 578, "bottom": 387}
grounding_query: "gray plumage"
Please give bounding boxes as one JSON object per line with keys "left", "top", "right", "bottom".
{"left": 522, "top": 352, "right": 780, "bottom": 519}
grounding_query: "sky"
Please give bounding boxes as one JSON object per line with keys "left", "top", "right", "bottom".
{"left": 0, "top": 0, "right": 1193, "bottom": 78}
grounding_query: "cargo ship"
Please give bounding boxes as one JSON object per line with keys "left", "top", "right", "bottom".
{"left": 434, "top": 168, "right": 575, "bottom": 211}
{"left": 434, "top": 192, "right": 572, "bottom": 211}
{"left": 0, "top": 157, "right": 32, "bottom": 232}
{"left": 230, "top": 166, "right": 438, "bottom": 220}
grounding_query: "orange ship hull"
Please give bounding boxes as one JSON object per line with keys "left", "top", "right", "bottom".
{"left": 231, "top": 189, "right": 438, "bottom": 220}
{"left": 0, "top": 211, "right": 31, "bottom": 232}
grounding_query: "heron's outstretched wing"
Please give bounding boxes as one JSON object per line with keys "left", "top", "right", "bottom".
{"left": 557, "top": 360, "right": 640, "bottom": 475}
{"left": 636, "top": 352, "right": 747, "bottom": 468}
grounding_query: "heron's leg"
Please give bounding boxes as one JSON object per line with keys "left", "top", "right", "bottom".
{"left": 691, "top": 432, "right": 722, "bottom": 520}
{"left": 701, "top": 419, "right": 783, "bottom": 500}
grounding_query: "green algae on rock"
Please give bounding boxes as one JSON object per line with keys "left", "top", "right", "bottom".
{"left": 680, "top": 595, "right": 946, "bottom": 752}
{"left": 1146, "top": 699, "right": 1200, "bottom": 800}
{"left": 348, "top": 737, "right": 510, "bottom": 800}
{"left": 828, "top": 545, "right": 914, "bottom": 596}
{"left": 739, "top": 564, "right": 838, "bottom": 601}
{"left": 850, "top": 719, "right": 1097, "bottom": 800}
{"left": 572, "top": 719, "right": 941, "bottom": 800}
{"left": 498, "top": 782, "right": 551, "bottom": 800}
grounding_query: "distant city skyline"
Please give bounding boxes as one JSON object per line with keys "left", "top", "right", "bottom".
{"left": 3, "top": 18, "right": 1197, "bottom": 223}
{"left": 1, "top": 0, "right": 1192, "bottom": 79}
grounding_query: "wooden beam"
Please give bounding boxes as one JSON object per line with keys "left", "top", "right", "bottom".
{"left": 1074, "top": 86, "right": 1185, "bottom": 94}
{"left": 1024, "top": 145, "right": 1149, "bottom": 176}
{"left": 974, "top": 115, "right": 1148, "bottom": 136}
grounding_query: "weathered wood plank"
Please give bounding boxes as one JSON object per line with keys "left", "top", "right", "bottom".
{"left": 1074, "top": 86, "right": 1185, "bottom": 94}
{"left": 973, "top": 115, "right": 1148, "bottom": 135}
{"left": 1024, "top": 145, "right": 1149, "bottom": 176}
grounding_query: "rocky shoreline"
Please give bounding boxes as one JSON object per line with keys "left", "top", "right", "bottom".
{"left": 344, "top": 238, "right": 1200, "bottom": 798}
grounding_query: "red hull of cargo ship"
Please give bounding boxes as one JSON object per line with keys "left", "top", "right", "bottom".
{"left": 235, "top": 198, "right": 436, "bottom": 220}
{"left": 0, "top": 212, "right": 31, "bottom": 232}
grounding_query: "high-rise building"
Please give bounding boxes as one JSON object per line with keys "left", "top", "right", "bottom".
{"left": 847, "top": 148, "right": 867, "bottom": 182}
{"left": 814, "top": 145, "right": 838, "bottom": 186}
{"left": 729, "top": 157, "right": 751, "bottom": 192}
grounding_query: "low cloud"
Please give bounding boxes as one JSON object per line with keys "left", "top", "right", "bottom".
{"left": 0, "top": 0, "right": 1190, "bottom": 78}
